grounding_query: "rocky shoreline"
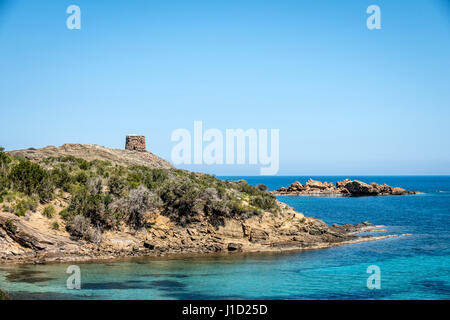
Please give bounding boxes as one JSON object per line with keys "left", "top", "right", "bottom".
{"left": 0, "top": 144, "right": 412, "bottom": 266}
{"left": 273, "top": 179, "right": 418, "bottom": 196}
{"left": 0, "top": 203, "right": 406, "bottom": 265}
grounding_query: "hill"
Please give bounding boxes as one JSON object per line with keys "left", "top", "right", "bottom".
{"left": 7, "top": 144, "right": 173, "bottom": 169}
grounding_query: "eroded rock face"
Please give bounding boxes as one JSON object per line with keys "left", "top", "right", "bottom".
{"left": 305, "top": 179, "right": 328, "bottom": 190}
{"left": 287, "top": 181, "right": 303, "bottom": 192}
{"left": 343, "top": 180, "right": 378, "bottom": 195}
{"left": 274, "top": 179, "right": 417, "bottom": 196}
{"left": 0, "top": 200, "right": 384, "bottom": 264}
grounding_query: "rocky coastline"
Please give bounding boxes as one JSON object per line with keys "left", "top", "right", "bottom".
{"left": 0, "top": 144, "right": 411, "bottom": 265}
{"left": 273, "top": 179, "right": 418, "bottom": 196}
{"left": 0, "top": 202, "right": 409, "bottom": 265}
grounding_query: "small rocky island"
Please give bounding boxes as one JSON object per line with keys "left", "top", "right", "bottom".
{"left": 273, "top": 179, "right": 418, "bottom": 196}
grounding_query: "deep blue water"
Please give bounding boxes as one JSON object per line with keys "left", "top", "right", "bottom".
{"left": 0, "top": 176, "right": 449, "bottom": 300}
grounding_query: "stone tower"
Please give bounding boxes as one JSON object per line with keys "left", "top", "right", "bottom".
{"left": 125, "top": 135, "right": 146, "bottom": 152}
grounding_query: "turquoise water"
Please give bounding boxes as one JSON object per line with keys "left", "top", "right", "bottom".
{"left": 1, "top": 176, "right": 449, "bottom": 300}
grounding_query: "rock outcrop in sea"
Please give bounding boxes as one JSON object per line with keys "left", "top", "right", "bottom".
{"left": 274, "top": 179, "right": 418, "bottom": 196}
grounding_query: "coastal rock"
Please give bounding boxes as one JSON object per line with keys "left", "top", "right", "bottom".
{"left": 0, "top": 203, "right": 393, "bottom": 264}
{"left": 391, "top": 187, "right": 406, "bottom": 195}
{"left": 249, "top": 228, "right": 269, "bottom": 243}
{"left": 378, "top": 184, "right": 392, "bottom": 194}
{"left": 274, "top": 179, "right": 417, "bottom": 197}
{"left": 305, "top": 179, "right": 328, "bottom": 190}
{"left": 143, "top": 242, "right": 155, "bottom": 250}
{"left": 340, "top": 180, "right": 378, "bottom": 195}
{"left": 336, "top": 179, "right": 351, "bottom": 188}
{"left": 288, "top": 181, "right": 303, "bottom": 192}
{"left": 227, "top": 242, "right": 243, "bottom": 251}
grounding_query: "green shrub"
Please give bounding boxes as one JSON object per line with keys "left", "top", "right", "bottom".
{"left": 257, "top": 184, "right": 268, "bottom": 192}
{"left": 108, "top": 175, "right": 126, "bottom": 196}
{"left": 0, "top": 146, "right": 12, "bottom": 170}
{"left": 74, "top": 171, "right": 88, "bottom": 185}
{"left": 37, "top": 182, "right": 54, "bottom": 203}
{"left": 0, "top": 147, "right": 9, "bottom": 191}
{"left": 233, "top": 180, "right": 260, "bottom": 195}
{"left": 50, "top": 167, "right": 71, "bottom": 188}
{"left": 59, "top": 208, "right": 73, "bottom": 220}
{"left": 9, "top": 161, "right": 48, "bottom": 194}
{"left": 1, "top": 153, "right": 281, "bottom": 230}
{"left": 87, "top": 177, "right": 103, "bottom": 194}
{"left": 8, "top": 160, "right": 54, "bottom": 202}
{"left": 64, "top": 188, "right": 113, "bottom": 227}
{"left": 51, "top": 221, "right": 59, "bottom": 230}
{"left": 12, "top": 200, "right": 29, "bottom": 216}
{"left": 4, "top": 219, "right": 17, "bottom": 233}
{"left": 22, "top": 197, "right": 38, "bottom": 212}
{"left": 109, "top": 185, "right": 162, "bottom": 227}
{"left": 66, "top": 215, "right": 102, "bottom": 243}
{"left": 125, "top": 166, "right": 169, "bottom": 190}
{"left": 250, "top": 194, "right": 277, "bottom": 211}
{"left": 43, "top": 205, "right": 56, "bottom": 218}
{"left": 78, "top": 160, "right": 89, "bottom": 170}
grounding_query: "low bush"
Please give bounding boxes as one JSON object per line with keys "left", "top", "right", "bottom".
{"left": 66, "top": 215, "right": 102, "bottom": 243}
{"left": 50, "top": 167, "right": 71, "bottom": 188}
{"left": 87, "top": 177, "right": 103, "bottom": 195}
{"left": 12, "top": 198, "right": 37, "bottom": 216}
{"left": 8, "top": 161, "right": 54, "bottom": 202}
{"left": 257, "top": 184, "right": 268, "bottom": 192}
{"left": 108, "top": 175, "right": 126, "bottom": 196}
{"left": 109, "top": 185, "right": 162, "bottom": 227}
{"left": 43, "top": 205, "right": 56, "bottom": 218}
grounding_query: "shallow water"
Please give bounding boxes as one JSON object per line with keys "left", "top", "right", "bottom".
{"left": 1, "top": 176, "right": 449, "bottom": 300}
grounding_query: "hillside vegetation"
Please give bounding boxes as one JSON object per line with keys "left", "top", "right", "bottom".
{"left": 0, "top": 147, "right": 277, "bottom": 244}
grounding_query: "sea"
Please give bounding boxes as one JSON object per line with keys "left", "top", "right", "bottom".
{"left": 0, "top": 176, "right": 449, "bottom": 300}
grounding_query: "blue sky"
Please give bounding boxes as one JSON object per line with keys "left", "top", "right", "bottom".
{"left": 0, "top": 0, "right": 449, "bottom": 175}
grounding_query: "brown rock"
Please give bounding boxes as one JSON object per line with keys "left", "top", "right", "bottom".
{"left": 143, "top": 242, "right": 155, "bottom": 250}
{"left": 288, "top": 181, "right": 303, "bottom": 192}
{"left": 378, "top": 184, "right": 392, "bottom": 194}
{"left": 305, "top": 179, "right": 327, "bottom": 190}
{"left": 227, "top": 242, "right": 243, "bottom": 251}
{"left": 391, "top": 187, "right": 406, "bottom": 195}
{"left": 336, "top": 179, "right": 351, "bottom": 188}
{"left": 249, "top": 228, "right": 269, "bottom": 242}
{"left": 337, "top": 180, "right": 378, "bottom": 195}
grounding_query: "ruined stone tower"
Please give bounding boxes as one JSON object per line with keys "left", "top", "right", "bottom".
{"left": 125, "top": 135, "right": 146, "bottom": 152}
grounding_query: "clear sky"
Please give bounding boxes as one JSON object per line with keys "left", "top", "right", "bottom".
{"left": 1, "top": 0, "right": 449, "bottom": 175}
